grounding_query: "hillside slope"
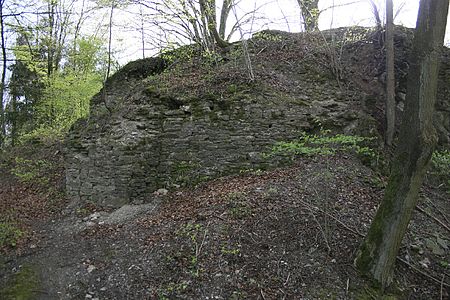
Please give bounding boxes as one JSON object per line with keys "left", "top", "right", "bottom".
{"left": 1, "top": 26, "right": 449, "bottom": 299}
{"left": 66, "top": 26, "right": 449, "bottom": 208}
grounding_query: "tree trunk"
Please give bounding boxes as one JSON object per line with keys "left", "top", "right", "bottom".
{"left": 219, "top": 0, "right": 232, "bottom": 39}
{"left": 355, "top": 0, "right": 449, "bottom": 289}
{"left": 297, "top": 0, "right": 320, "bottom": 32}
{"left": 47, "top": 0, "right": 56, "bottom": 76}
{"left": 199, "top": 0, "right": 229, "bottom": 48}
{"left": 368, "top": 0, "right": 382, "bottom": 29}
{"left": 385, "top": 0, "right": 395, "bottom": 146}
{"left": 0, "top": 0, "right": 6, "bottom": 147}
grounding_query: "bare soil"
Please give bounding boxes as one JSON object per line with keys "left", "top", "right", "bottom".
{"left": 1, "top": 150, "right": 448, "bottom": 299}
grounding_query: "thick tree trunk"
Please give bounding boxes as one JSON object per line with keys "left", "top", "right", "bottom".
{"left": 385, "top": 0, "right": 395, "bottom": 146}
{"left": 355, "top": 0, "right": 449, "bottom": 288}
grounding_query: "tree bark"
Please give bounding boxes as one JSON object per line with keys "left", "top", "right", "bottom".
{"left": 47, "top": 0, "right": 56, "bottom": 76}
{"left": 297, "top": 0, "right": 320, "bottom": 32}
{"left": 219, "top": 0, "right": 232, "bottom": 39}
{"left": 355, "top": 0, "right": 449, "bottom": 289}
{"left": 0, "top": 0, "right": 6, "bottom": 147}
{"left": 199, "top": 0, "right": 229, "bottom": 48}
{"left": 385, "top": 0, "right": 395, "bottom": 146}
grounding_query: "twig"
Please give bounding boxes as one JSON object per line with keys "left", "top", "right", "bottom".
{"left": 284, "top": 272, "right": 290, "bottom": 286}
{"left": 256, "top": 46, "right": 267, "bottom": 55}
{"left": 397, "top": 257, "right": 450, "bottom": 288}
{"left": 346, "top": 278, "right": 350, "bottom": 296}
{"left": 441, "top": 274, "right": 445, "bottom": 300}
{"left": 195, "top": 221, "right": 209, "bottom": 258}
{"left": 416, "top": 205, "right": 450, "bottom": 234}
{"left": 297, "top": 198, "right": 364, "bottom": 237}
{"left": 423, "top": 195, "right": 450, "bottom": 224}
{"left": 260, "top": 289, "right": 266, "bottom": 300}
{"left": 308, "top": 190, "right": 331, "bottom": 253}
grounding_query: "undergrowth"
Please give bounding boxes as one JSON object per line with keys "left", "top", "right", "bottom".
{"left": 431, "top": 150, "right": 450, "bottom": 192}
{"left": 0, "top": 221, "right": 23, "bottom": 248}
{"left": 266, "top": 131, "right": 378, "bottom": 166}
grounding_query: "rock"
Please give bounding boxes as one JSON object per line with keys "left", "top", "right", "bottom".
{"left": 155, "top": 188, "right": 168, "bottom": 196}
{"left": 87, "top": 265, "right": 96, "bottom": 273}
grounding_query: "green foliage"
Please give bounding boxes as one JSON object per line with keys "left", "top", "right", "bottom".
{"left": 431, "top": 150, "right": 450, "bottom": 192}
{"left": 67, "top": 37, "right": 107, "bottom": 74}
{"left": 221, "top": 243, "right": 241, "bottom": 255}
{"left": 28, "top": 71, "right": 102, "bottom": 139}
{"left": 175, "top": 222, "right": 207, "bottom": 276}
{"left": 158, "top": 281, "right": 189, "bottom": 300}
{"left": 253, "top": 31, "right": 283, "bottom": 42}
{"left": 10, "top": 36, "right": 105, "bottom": 144}
{"left": 431, "top": 150, "right": 450, "bottom": 176}
{"left": 267, "top": 131, "right": 377, "bottom": 163}
{"left": 176, "top": 222, "right": 204, "bottom": 241}
{"left": 161, "top": 44, "right": 198, "bottom": 65}
{"left": 171, "top": 160, "right": 202, "bottom": 187}
{"left": 0, "top": 265, "right": 39, "bottom": 300}
{"left": 0, "top": 222, "right": 23, "bottom": 248}
{"left": 226, "top": 192, "right": 252, "bottom": 219}
{"left": 11, "top": 157, "right": 52, "bottom": 186}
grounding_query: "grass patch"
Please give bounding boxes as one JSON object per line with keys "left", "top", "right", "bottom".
{"left": 0, "top": 221, "right": 24, "bottom": 248}
{"left": 0, "top": 265, "right": 39, "bottom": 300}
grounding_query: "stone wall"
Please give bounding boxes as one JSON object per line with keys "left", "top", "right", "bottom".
{"left": 65, "top": 58, "right": 375, "bottom": 207}
{"left": 65, "top": 29, "right": 450, "bottom": 208}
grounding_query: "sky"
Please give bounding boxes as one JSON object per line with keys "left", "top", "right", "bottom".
{"left": 107, "top": 0, "right": 445, "bottom": 65}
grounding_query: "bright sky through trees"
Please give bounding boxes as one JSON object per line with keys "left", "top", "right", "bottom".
{"left": 78, "top": 0, "right": 446, "bottom": 64}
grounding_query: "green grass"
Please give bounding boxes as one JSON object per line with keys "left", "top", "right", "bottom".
{"left": 0, "top": 265, "right": 39, "bottom": 300}
{"left": 0, "top": 222, "right": 23, "bottom": 248}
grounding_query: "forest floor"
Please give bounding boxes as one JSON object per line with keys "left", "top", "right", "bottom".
{"left": 0, "top": 143, "right": 449, "bottom": 299}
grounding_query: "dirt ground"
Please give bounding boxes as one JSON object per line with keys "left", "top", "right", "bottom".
{"left": 1, "top": 150, "right": 448, "bottom": 299}
{"left": 1, "top": 27, "right": 449, "bottom": 299}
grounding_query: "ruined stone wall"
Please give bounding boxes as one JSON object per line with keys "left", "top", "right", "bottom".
{"left": 65, "top": 58, "right": 374, "bottom": 207}
{"left": 65, "top": 29, "right": 450, "bottom": 208}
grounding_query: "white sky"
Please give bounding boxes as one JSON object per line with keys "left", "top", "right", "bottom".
{"left": 108, "top": 0, "right": 448, "bottom": 64}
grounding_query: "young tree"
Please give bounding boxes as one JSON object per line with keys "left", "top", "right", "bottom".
{"left": 136, "top": 0, "right": 240, "bottom": 51}
{"left": 199, "top": 0, "right": 229, "bottom": 48}
{"left": 0, "top": 0, "right": 7, "bottom": 146}
{"left": 355, "top": 0, "right": 449, "bottom": 288}
{"left": 385, "top": 0, "right": 395, "bottom": 146}
{"left": 297, "top": 0, "right": 320, "bottom": 32}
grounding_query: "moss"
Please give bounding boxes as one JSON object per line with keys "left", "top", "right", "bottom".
{"left": 355, "top": 152, "right": 407, "bottom": 278}
{"left": 354, "top": 286, "right": 399, "bottom": 300}
{"left": 0, "top": 265, "right": 40, "bottom": 300}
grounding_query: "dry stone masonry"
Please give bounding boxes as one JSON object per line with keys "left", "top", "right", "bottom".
{"left": 66, "top": 29, "right": 450, "bottom": 208}
{"left": 65, "top": 57, "right": 375, "bottom": 207}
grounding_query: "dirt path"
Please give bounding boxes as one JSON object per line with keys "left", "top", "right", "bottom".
{"left": 1, "top": 155, "right": 449, "bottom": 299}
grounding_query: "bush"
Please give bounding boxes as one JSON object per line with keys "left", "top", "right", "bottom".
{"left": 11, "top": 157, "right": 52, "bottom": 187}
